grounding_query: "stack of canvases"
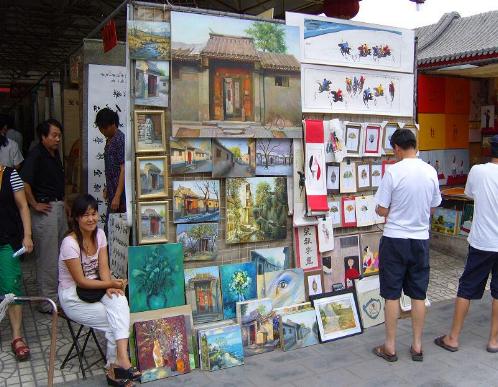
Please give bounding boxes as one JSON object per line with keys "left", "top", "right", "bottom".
{"left": 285, "top": 12, "right": 417, "bottom": 326}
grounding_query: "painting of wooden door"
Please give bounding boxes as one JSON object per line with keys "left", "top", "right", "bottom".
{"left": 150, "top": 217, "right": 159, "bottom": 235}
{"left": 187, "top": 151, "right": 193, "bottom": 165}
{"left": 223, "top": 78, "right": 242, "bottom": 119}
{"left": 148, "top": 74, "right": 158, "bottom": 97}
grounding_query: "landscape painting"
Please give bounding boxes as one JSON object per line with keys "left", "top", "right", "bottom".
{"left": 173, "top": 180, "right": 220, "bottom": 224}
{"left": 256, "top": 139, "right": 293, "bottom": 176}
{"left": 236, "top": 298, "right": 277, "bottom": 356}
{"left": 199, "top": 324, "right": 244, "bottom": 371}
{"left": 171, "top": 11, "right": 302, "bottom": 138}
{"left": 431, "top": 207, "right": 460, "bottom": 236}
{"left": 251, "top": 246, "right": 291, "bottom": 275}
{"left": 170, "top": 138, "right": 212, "bottom": 174}
{"left": 128, "top": 20, "right": 170, "bottom": 60}
{"left": 261, "top": 269, "right": 305, "bottom": 308}
{"left": 135, "top": 60, "right": 169, "bottom": 107}
{"left": 134, "top": 316, "right": 190, "bottom": 382}
{"left": 177, "top": 223, "right": 218, "bottom": 261}
{"left": 212, "top": 139, "right": 256, "bottom": 177}
{"left": 226, "top": 177, "right": 288, "bottom": 244}
{"left": 280, "top": 308, "right": 319, "bottom": 351}
{"left": 220, "top": 262, "right": 258, "bottom": 319}
{"left": 184, "top": 266, "right": 223, "bottom": 324}
{"left": 128, "top": 243, "right": 185, "bottom": 313}
{"left": 137, "top": 201, "right": 168, "bottom": 244}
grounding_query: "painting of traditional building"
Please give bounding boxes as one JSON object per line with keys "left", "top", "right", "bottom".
{"left": 251, "top": 246, "right": 291, "bottom": 275}
{"left": 171, "top": 11, "right": 301, "bottom": 138}
{"left": 138, "top": 201, "right": 168, "bottom": 244}
{"left": 212, "top": 139, "right": 255, "bottom": 177}
{"left": 170, "top": 138, "right": 212, "bottom": 174}
{"left": 173, "top": 180, "right": 220, "bottom": 223}
{"left": 280, "top": 308, "right": 319, "bottom": 351}
{"left": 135, "top": 60, "right": 169, "bottom": 107}
{"left": 184, "top": 266, "right": 223, "bottom": 324}
{"left": 137, "top": 156, "right": 167, "bottom": 198}
{"left": 226, "top": 177, "right": 287, "bottom": 244}
{"left": 177, "top": 223, "right": 218, "bottom": 261}
{"left": 256, "top": 139, "right": 293, "bottom": 176}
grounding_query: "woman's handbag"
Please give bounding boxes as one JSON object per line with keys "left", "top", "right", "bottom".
{"left": 76, "top": 246, "right": 106, "bottom": 303}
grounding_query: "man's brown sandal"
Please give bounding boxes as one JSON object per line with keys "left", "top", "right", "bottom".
{"left": 372, "top": 345, "right": 398, "bottom": 362}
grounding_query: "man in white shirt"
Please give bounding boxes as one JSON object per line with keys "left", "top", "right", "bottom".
{"left": 373, "top": 129, "right": 441, "bottom": 363}
{"left": 435, "top": 135, "right": 498, "bottom": 353}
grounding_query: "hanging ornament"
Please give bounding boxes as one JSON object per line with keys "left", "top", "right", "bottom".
{"left": 322, "top": 0, "right": 361, "bottom": 19}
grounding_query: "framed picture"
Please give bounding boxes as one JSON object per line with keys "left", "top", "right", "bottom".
{"left": 137, "top": 201, "right": 169, "bottom": 244}
{"left": 134, "top": 110, "right": 166, "bottom": 153}
{"left": 136, "top": 156, "right": 168, "bottom": 199}
{"left": 345, "top": 123, "right": 362, "bottom": 156}
{"left": 370, "top": 162, "right": 383, "bottom": 188}
{"left": 310, "top": 290, "right": 363, "bottom": 343}
{"left": 382, "top": 159, "right": 396, "bottom": 176}
{"left": 326, "top": 163, "right": 340, "bottom": 193}
{"left": 305, "top": 270, "right": 324, "bottom": 299}
{"left": 341, "top": 196, "right": 357, "bottom": 228}
{"left": 382, "top": 122, "right": 400, "bottom": 155}
{"left": 403, "top": 123, "right": 419, "bottom": 147}
{"left": 356, "top": 163, "right": 371, "bottom": 192}
{"left": 339, "top": 161, "right": 357, "bottom": 193}
{"left": 327, "top": 200, "right": 342, "bottom": 227}
{"left": 363, "top": 124, "right": 381, "bottom": 156}
{"left": 134, "top": 60, "right": 169, "bottom": 108}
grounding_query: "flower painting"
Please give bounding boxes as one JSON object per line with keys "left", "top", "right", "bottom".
{"left": 220, "top": 262, "right": 257, "bottom": 319}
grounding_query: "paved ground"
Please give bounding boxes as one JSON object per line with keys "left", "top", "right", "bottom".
{"left": 1, "top": 249, "right": 495, "bottom": 387}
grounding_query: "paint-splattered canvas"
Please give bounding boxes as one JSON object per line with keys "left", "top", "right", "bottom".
{"left": 199, "top": 324, "right": 244, "bottom": 371}
{"left": 128, "top": 243, "right": 185, "bottom": 313}
{"left": 176, "top": 223, "right": 218, "bottom": 261}
{"left": 280, "top": 308, "right": 319, "bottom": 351}
{"left": 256, "top": 139, "right": 293, "bottom": 176}
{"left": 184, "top": 266, "right": 223, "bottom": 324}
{"left": 260, "top": 269, "right": 305, "bottom": 308}
{"left": 323, "top": 235, "right": 360, "bottom": 293}
{"left": 170, "top": 138, "right": 212, "bottom": 174}
{"left": 251, "top": 246, "right": 291, "bottom": 275}
{"left": 172, "top": 180, "right": 220, "bottom": 223}
{"left": 220, "top": 262, "right": 258, "bottom": 319}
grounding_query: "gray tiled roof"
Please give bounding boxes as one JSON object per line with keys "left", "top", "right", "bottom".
{"left": 416, "top": 11, "right": 498, "bottom": 65}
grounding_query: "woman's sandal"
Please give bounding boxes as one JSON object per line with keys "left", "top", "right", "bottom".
{"left": 106, "top": 375, "right": 134, "bottom": 387}
{"left": 113, "top": 366, "right": 141, "bottom": 381}
{"left": 11, "top": 337, "right": 30, "bottom": 361}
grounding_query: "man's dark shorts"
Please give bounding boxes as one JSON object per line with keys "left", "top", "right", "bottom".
{"left": 457, "top": 246, "right": 498, "bottom": 300}
{"left": 379, "top": 236, "right": 430, "bottom": 300}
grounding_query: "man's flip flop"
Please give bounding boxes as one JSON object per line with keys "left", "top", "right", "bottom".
{"left": 410, "top": 346, "right": 423, "bottom": 361}
{"left": 486, "top": 346, "right": 498, "bottom": 353}
{"left": 372, "top": 345, "right": 398, "bottom": 362}
{"left": 434, "top": 335, "right": 458, "bottom": 352}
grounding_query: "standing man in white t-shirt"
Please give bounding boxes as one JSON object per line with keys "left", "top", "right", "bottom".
{"left": 435, "top": 135, "right": 498, "bottom": 353}
{"left": 373, "top": 129, "right": 441, "bottom": 362}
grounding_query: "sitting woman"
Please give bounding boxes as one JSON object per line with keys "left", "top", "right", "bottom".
{"left": 58, "top": 194, "right": 140, "bottom": 386}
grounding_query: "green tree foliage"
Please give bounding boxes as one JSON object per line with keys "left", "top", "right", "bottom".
{"left": 253, "top": 178, "right": 287, "bottom": 240}
{"left": 245, "top": 22, "right": 287, "bottom": 53}
{"left": 228, "top": 146, "right": 242, "bottom": 159}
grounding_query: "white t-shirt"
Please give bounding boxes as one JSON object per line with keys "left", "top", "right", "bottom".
{"left": 464, "top": 163, "right": 498, "bottom": 252}
{"left": 0, "top": 139, "right": 23, "bottom": 168}
{"left": 375, "top": 158, "right": 441, "bottom": 240}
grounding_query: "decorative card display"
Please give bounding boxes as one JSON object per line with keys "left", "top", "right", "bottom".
{"left": 107, "top": 213, "right": 130, "bottom": 280}
{"left": 355, "top": 195, "right": 375, "bottom": 227}
{"left": 128, "top": 20, "right": 171, "bottom": 60}
{"left": 184, "top": 266, "right": 223, "bottom": 324}
{"left": 310, "top": 290, "right": 363, "bottom": 343}
{"left": 251, "top": 246, "right": 291, "bottom": 275}
{"left": 128, "top": 243, "right": 185, "bottom": 313}
{"left": 134, "top": 316, "right": 190, "bottom": 382}
{"left": 293, "top": 140, "right": 318, "bottom": 226}
{"left": 305, "top": 270, "right": 324, "bottom": 299}
{"left": 137, "top": 201, "right": 169, "bottom": 244}
{"left": 236, "top": 298, "right": 277, "bottom": 356}
{"left": 301, "top": 64, "right": 414, "bottom": 116}
{"left": 279, "top": 308, "right": 319, "bottom": 351}
{"left": 356, "top": 163, "right": 371, "bottom": 191}
{"left": 341, "top": 196, "right": 357, "bottom": 228}
{"left": 363, "top": 124, "right": 382, "bottom": 156}
{"left": 170, "top": 138, "right": 212, "bottom": 174}
{"left": 340, "top": 161, "right": 357, "bottom": 193}
{"left": 359, "top": 232, "right": 382, "bottom": 276}
{"left": 326, "top": 163, "right": 340, "bottom": 193}
{"left": 286, "top": 12, "right": 415, "bottom": 73}
{"left": 220, "top": 262, "right": 257, "bottom": 319}
{"left": 328, "top": 200, "right": 342, "bottom": 227}
{"left": 212, "top": 138, "right": 256, "bottom": 178}
{"left": 256, "top": 139, "right": 293, "bottom": 176}
{"left": 134, "top": 60, "right": 169, "bottom": 107}
{"left": 134, "top": 110, "right": 166, "bottom": 154}
{"left": 344, "top": 123, "right": 362, "bottom": 157}
{"left": 294, "top": 225, "right": 321, "bottom": 272}
{"left": 431, "top": 207, "right": 460, "bottom": 236}
{"left": 226, "top": 177, "right": 288, "bottom": 244}
{"left": 382, "top": 122, "right": 400, "bottom": 155}
{"left": 323, "top": 235, "right": 360, "bottom": 293}
{"left": 317, "top": 216, "right": 334, "bottom": 252}
{"left": 370, "top": 162, "right": 383, "bottom": 188}
{"left": 172, "top": 180, "right": 220, "bottom": 224}
{"left": 324, "top": 119, "right": 346, "bottom": 163}
{"left": 136, "top": 156, "right": 168, "bottom": 199}
{"left": 177, "top": 223, "right": 218, "bottom": 261}
{"left": 260, "top": 269, "right": 306, "bottom": 308}
{"left": 304, "top": 120, "right": 328, "bottom": 214}
{"left": 171, "top": 11, "right": 302, "bottom": 139}
{"left": 198, "top": 324, "right": 244, "bottom": 371}
{"left": 354, "top": 276, "right": 385, "bottom": 329}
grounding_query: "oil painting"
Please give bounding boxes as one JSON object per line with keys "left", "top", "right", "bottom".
{"left": 323, "top": 235, "right": 360, "bottom": 293}
{"left": 171, "top": 11, "right": 302, "bottom": 138}
{"left": 128, "top": 243, "right": 185, "bottom": 313}
{"left": 176, "top": 223, "right": 218, "bottom": 261}
{"left": 355, "top": 276, "right": 385, "bottom": 329}
{"left": 280, "top": 308, "right": 319, "bottom": 351}
{"left": 137, "top": 201, "right": 168, "bottom": 244}
{"left": 251, "top": 246, "right": 291, "bottom": 275}
{"left": 359, "top": 232, "right": 382, "bottom": 276}
{"left": 184, "top": 266, "right": 223, "bottom": 324}
{"left": 431, "top": 207, "right": 460, "bottom": 236}
{"left": 134, "top": 315, "right": 190, "bottom": 382}
{"left": 134, "top": 110, "right": 166, "bottom": 153}
{"left": 135, "top": 60, "right": 169, "bottom": 107}
{"left": 172, "top": 180, "right": 220, "bottom": 223}
{"left": 212, "top": 138, "right": 256, "bottom": 177}
{"left": 128, "top": 20, "right": 171, "bottom": 60}
{"left": 220, "top": 262, "right": 258, "bottom": 319}
{"left": 260, "top": 269, "right": 305, "bottom": 308}
{"left": 226, "top": 177, "right": 288, "bottom": 244}
{"left": 256, "top": 139, "right": 293, "bottom": 176}
{"left": 170, "top": 138, "right": 212, "bottom": 174}
{"left": 199, "top": 324, "right": 244, "bottom": 371}
{"left": 136, "top": 156, "right": 168, "bottom": 199}
{"left": 236, "top": 298, "right": 278, "bottom": 356}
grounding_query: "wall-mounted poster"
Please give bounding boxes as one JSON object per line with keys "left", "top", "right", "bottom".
{"left": 171, "top": 11, "right": 302, "bottom": 138}
{"left": 128, "top": 20, "right": 171, "bottom": 60}
{"left": 256, "top": 138, "right": 293, "bottom": 176}
{"left": 108, "top": 213, "right": 130, "bottom": 280}
{"left": 326, "top": 163, "right": 340, "bottom": 193}
{"left": 137, "top": 201, "right": 169, "bottom": 244}
{"left": 355, "top": 195, "right": 375, "bottom": 227}
{"left": 212, "top": 138, "right": 256, "bottom": 178}
{"left": 302, "top": 64, "right": 414, "bottom": 116}
{"left": 134, "top": 110, "right": 166, "bottom": 153}
{"left": 177, "top": 223, "right": 218, "bottom": 261}
{"left": 172, "top": 180, "right": 220, "bottom": 224}
{"left": 317, "top": 216, "right": 335, "bottom": 253}
{"left": 305, "top": 270, "right": 324, "bottom": 299}
{"left": 136, "top": 156, "right": 168, "bottom": 199}
{"left": 170, "top": 138, "right": 212, "bottom": 174}
{"left": 286, "top": 12, "right": 415, "bottom": 73}
{"left": 135, "top": 60, "right": 169, "bottom": 107}
{"left": 341, "top": 196, "right": 357, "bottom": 228}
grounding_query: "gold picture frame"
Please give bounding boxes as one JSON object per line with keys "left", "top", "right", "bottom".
{"left": 136, "top": 155, "right": 168, "bottom": 199}
{"left": 383, "top": 122, "right": 401, "bottom": 155}
{"left": 134, "top": 110, "right": 166, "bottom": 153}
{"left": 137, "top": 201, "right": 169, "bottom": 244}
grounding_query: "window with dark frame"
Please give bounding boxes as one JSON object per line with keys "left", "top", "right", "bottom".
{"left": 275, "top": 76, "right": 289, "bottom": 87}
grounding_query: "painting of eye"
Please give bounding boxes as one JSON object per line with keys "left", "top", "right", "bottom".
{"left": 263, "top": 269, "right": 305, "bottom": 308}
{"left": 278, "top": 280, "right": 289, "bottom": 289}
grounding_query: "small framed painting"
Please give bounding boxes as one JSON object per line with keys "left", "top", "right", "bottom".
{"left": 305, "top": 270, "right": 324, "bottom": 299}
{"left": 340, "top": 161, "right": 357, "bottom": 193}
{"left": 341, "top": 196, "right": 357, "bottom": 228}
{"left": 136, "top": 156, "right": 168, "bottom": 199}
{"left": 363, "top": 124, "right": 381, "bottom": 156}
{"left": 382, "top": 159, "right": 396, "bottom": 176}
{"left": 383, "top": 122, "right": 400, "bottom": 155}
{"left": 345, "top": 123, "right": 362, "bottom": 157}
{"left": 134, "top": 110, "right": 166, "bottom": 153}
{"left": 370, "top": 162, "right": 383, "bottom": 188}
{"left": 310, "top": 290, "right": 363, "bottom": 343}
{"left": 328, "top": 200, "right": 342, "bottom": 227}
{"left": 356, "top": 163, "right": 371, "bottom": 192}
{"left": 326, "top": 163, "right": 340, "bottom": 193}
{"left": 403, "top": 123, "right": 419, "bottom": 148}
{"left": 137, "top": 201, "right": 169, "bottom": 244}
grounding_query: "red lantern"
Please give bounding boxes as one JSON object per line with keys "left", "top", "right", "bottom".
{"left": 323, "top": 0, "right": 361, "bottom": 19}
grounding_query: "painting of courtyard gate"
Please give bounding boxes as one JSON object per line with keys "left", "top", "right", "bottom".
{"left": 173, "top": 180, "right": 220, "bottom": 223}
{"left": 176, "top": 223, "right": 218, "bottom": 261}
{"left": 170, "top": 11, "right": 302, "bottom": 138}
{"left": 226, "top": 177, "right": 287, "bottom": 244}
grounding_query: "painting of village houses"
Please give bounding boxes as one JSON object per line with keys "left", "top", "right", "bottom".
{"left": 236, "top": 298, "right": 278, "bottom": 356}
{"left": 170, "top": 138, "right": 212, "bottom": 174}
{"left": 135, "top": 60, "right": 169, "bottom": 107}
{"left": 251, "top": 246, "right": 291, "bottom": 275}
{"left": 226, "top": 177, "right": 288, "bottom": 244}
{"left": 137, "top": 156, "right": 167, "bottom": 198}
{"left": 170, "top": 11, "right": 302, "bottom": 138}
{"left": 199, "top": 324, "right": 244, "bottom": 371}
{"left": 138, "top": 201, "right": 168, "bottom": 244}
{"left": 173, "top": 180, "right": 220, "bottom": 223}
{"left": 128, "top": 20, "right": 170, "bottom": 60}
{"left": 212, "top": 138, "right": 255, "bottom": 177}
{"left": 280, "top": 308, "right": 319, "bottom": 351}
{"left": 184, "top": 266, "right": 223, "bottom": 323}
{"left": 177, "top": 223, "right": 218, "bottom": 261}
{"left": 256, "top": 139, "right": 293, "bottom": 176}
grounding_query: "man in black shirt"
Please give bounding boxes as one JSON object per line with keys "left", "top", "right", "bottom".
{"left": 20, "top": 119, "right": 68, "bottom": 312}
